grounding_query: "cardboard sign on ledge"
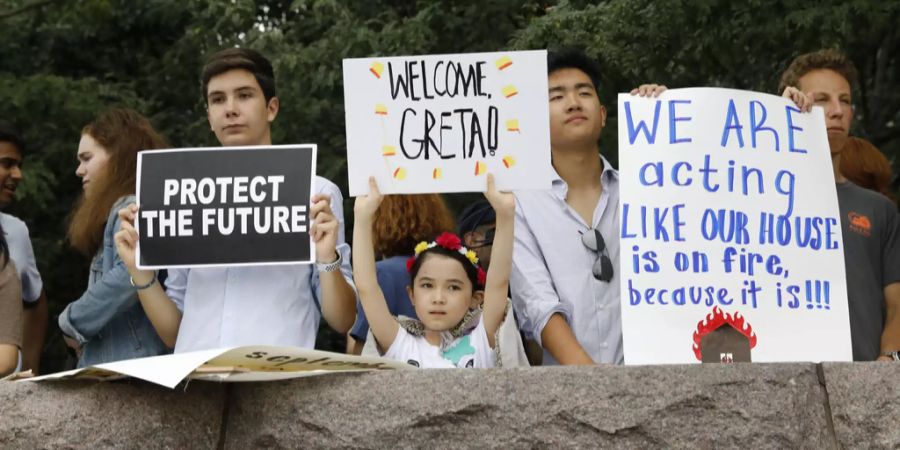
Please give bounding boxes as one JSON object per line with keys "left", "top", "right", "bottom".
{"left": 17, "top": 346, "right": 415, "bottom": 389}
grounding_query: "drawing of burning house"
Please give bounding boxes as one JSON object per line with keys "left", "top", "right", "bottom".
{"left": 692, "top": 306, "right": 757, "bottom": 363}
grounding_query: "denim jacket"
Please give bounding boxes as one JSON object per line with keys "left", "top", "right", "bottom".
{"left": 59, "top": 196, "right": 169, "bottom": 367}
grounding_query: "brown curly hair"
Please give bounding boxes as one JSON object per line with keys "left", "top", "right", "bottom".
{"left": 778, "top": 49, "right": 858, "bottom": 93}
{"left": 372, "top": 194, "right": 455, "bottom": 258}
{"left": 67, "top": 108, "right": 168, "bottom": 256}
{"left": 841, "top": 137, "right": 895, "bottom": 202}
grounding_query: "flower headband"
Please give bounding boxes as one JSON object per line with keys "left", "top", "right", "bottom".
{"left": 406, "top": 232, "right": 487, "bottom": 287}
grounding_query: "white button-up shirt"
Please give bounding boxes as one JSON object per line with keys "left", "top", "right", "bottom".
{"left": 510, "top": 156, "right": 623, "bottom": 365}
{"left": 166, "top": 176, "right": 355, "bottom": 353}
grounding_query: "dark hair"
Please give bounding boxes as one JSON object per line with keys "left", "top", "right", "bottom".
{"left": 0, "top": 120, "right": 25, "bottom": 156}
{"left": 68, "top": 108, "right": 168, "bottom": 256}
{"left": 779, "top": 49, "right": 859, "bottom": 93}
{"left": 409, "top": 244, "right": 481, "bottom": 294}
{"left": 547, "top": 48, "right": 603, "bottom": 94}
{"left": 201, "top": 48, "right": 277, "bottom": 103}
{"left": 456, "top": 200, "right": 495, "bottom": 236}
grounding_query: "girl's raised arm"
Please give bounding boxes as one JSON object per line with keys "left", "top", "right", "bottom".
{"left": 352, "top": 177, "right": 399, "bottom": 352}
{"left": 481, "top": 174, "right": 515, "bottom": 348}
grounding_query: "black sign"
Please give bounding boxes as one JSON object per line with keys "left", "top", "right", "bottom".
{"left": 136, "top": 145, "right": 315, "bottom": 268}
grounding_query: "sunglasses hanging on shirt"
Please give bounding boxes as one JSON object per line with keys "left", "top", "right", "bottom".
{"left": 580, "top": 228, "right": 614, "bottom": 282}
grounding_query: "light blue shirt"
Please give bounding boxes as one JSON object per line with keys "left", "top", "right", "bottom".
{"left": 166, "top": 176, "right": 355, "bottom": 353}
{"left": 59, "top": 196, "right": 169, "bottom": 367}
{"left": 510, "top": 155, "right": 623, "bottom": 365}
{"left": 0, "top": 213, "right": 43, "bottom": 303}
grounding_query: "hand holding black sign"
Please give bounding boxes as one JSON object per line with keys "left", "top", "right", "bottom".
{"left": 114, "top": 204, "right": 142, "bottom": 275}
{"left": 309, "top": 194, "right": 341, "bottom": 264}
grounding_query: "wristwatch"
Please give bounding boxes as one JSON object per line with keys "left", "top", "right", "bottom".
{"left": 883, "top": 351, "right": 900, "bottom": 361}
{"left": 316, "top": 252, "right": 342, "bottom": 273}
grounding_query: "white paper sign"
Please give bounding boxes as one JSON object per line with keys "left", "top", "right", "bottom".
{"left": 22, "top": 346, "right": 415, "bottom": 388}
{"left": 617, "top": 88, "right": 852, "bottom": 364}
{"left": 343, "top": 50, "right": 552, "bottom": 196}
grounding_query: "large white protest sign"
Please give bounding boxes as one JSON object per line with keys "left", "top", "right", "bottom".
{"left": 20, "top": 346, "right": 415, "bottom": 388}
{"left": 135, "top": 145, "right": 315, "bottom": 269}
{"left": 618, "top": 88, "right": 851, "bottom": 364}
{"left": 343, "top": 50, "right": 552, "bottom": 196}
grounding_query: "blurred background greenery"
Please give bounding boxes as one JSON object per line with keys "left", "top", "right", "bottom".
{"left": 1, "top": 0, "right": 897, "bottom": 373}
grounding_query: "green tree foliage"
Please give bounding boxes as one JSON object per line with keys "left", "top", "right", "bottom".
{"left": 0, "top": 0, "right": 214, "bottom": 370}
{"left": 511, "top": 0, "right": 900, "bottom": 164}
{"left": 0, "top": 0, "right": 896, "bottom": 371}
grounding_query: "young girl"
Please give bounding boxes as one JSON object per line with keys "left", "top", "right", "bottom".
{"left": 58, "top": 108, "right": 169, "bottom": 367}
{"left": 353, "top": 175, "right": 514, "bottom": 368}
{"left": 347, "top": 193, "right": 455, "bottom": 356}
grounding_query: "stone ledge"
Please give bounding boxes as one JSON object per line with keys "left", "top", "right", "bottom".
{"left": 226, "top": 364, "right": 834, "bottom": 449}
{"left": 822, "top": 362, "right": 900, "bottom": 448}
{"left": 0, "top": 380, "right": 225, "bottom": 449}
{"left": 3, "top": 363, "right": 899, "bottom": 449}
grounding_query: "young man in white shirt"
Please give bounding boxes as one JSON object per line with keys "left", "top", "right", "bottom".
{"left": 115, "top": 48, "right": 357, "bottom": 352}
{"left": 510, "top": 50, "right": 663, "bottom": 365}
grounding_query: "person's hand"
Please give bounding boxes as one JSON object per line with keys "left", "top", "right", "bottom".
{"left": 483, "top": 173, "right": 514, "bottom": 218}
{"left": 63, "top": 335, "right": 82, "bottom": 359}
{"left": 781, "top": 86, "right": 813, "bottom": 112}
{"left": 353, "top": 177, "right": 384, "bottom": 222}
{"left": 114, "top": 204, "right": 144, "bottom": 274}
{"left": 310, "top": 194, "right": 341, "bottom": 263}
{"left": 630, "top": 84, "right": 667, "bottom": 97}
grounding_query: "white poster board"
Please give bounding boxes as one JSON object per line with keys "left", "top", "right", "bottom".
{"left": 343, "top": 50, "right": 552, "bottom": 196}
{"left": 617, "top": 88, "right": 852, "bottom": 364}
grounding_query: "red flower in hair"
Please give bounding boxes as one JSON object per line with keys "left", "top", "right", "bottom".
{"left": 406, "top": 256, "right": 416, "bottom": 272}
{"left": 434, "top": 232, "right": 462, "bottom": 251}
{"left": 477, "top": 267, "right": 487, "bottom": 287}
